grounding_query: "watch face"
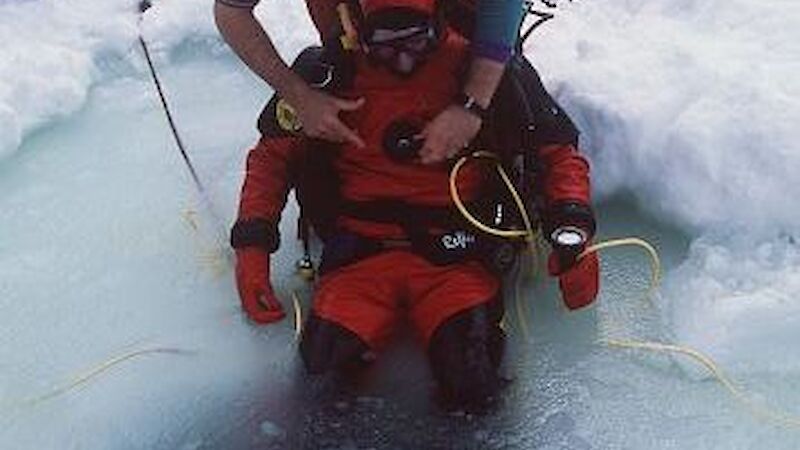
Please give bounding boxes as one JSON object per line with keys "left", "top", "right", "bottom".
{"left": 457, "top": 93, "right": 487, "bottom": 119}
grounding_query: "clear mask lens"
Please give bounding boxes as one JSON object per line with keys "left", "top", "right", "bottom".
{"left": 366, "top": 26, "right": 436, "bottom": 75}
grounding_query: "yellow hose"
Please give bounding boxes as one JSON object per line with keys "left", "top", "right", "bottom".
{"left": 513, "top": 255, "right": 532, "bottom": 338}
{"left": 7, "top": 347, "right": 194, "bottom": 412}
{"left": 449, "top": 152, "right": 535, "bottom": 241}
{"left": 584, "top": 237, "right": 662, "bottom": 299}
{"left": 292, "top": 290, "right": 304, "bottom": 340}
{"left": 604, "top": 339, "right": 800, "bottom": 428}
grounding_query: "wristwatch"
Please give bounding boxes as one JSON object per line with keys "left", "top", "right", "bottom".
{"left": 454, "top": 93, "right": 489, "bottom": 120}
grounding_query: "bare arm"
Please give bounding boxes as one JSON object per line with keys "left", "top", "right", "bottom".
{"left": 462, "top": 56, "right": 505, "bottom": 108}
{"left": 214, "top": 1, "right": 365, "bottom": 146}
{"left": 213, "top": 2, "right": 309, "bottom": 105}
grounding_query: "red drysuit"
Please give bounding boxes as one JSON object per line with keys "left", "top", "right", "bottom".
{"left": 235, "top": 30, "right": 595, "bottom": 349}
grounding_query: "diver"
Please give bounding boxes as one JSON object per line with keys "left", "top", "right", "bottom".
{"left": 218, "top": 0, "right": 599, "bottom": 411}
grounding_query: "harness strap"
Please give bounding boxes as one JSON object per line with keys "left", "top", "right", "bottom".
{"left": 338, "top": 199, "right": 479, "bottom": 230}
{"left": 318, "top": 199, "right": 520, "bottom": 274}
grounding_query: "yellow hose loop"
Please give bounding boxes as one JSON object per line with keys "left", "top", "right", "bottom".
{"left": 292, "top": 290, "right": 304, "bottom": 340}
{"left": 604, "top": 338, "right": 800, "bottom": 428}
{"left": 582, "top": 237, "right": 662, "bottom": 299}
{"left": 449, "top": 152, "right": 534, "bottom": 241}
{"left": 12, "top": 347, "right": 194, "bottom": 411}
{"left": 449, "top": 151, "right": 540, "bottom": 339}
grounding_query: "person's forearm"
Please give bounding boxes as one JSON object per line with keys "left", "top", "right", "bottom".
{"left": 462, "top": 56, "right": 506, "bottom": 108}
{"left": 214, "top": 2, "right": 309, "bottom": 104}
{"left": 464, "top": 0, "right": 524, "bottom": 107}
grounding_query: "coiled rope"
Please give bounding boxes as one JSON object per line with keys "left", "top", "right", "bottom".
{"left": 448, "top": 151, "right": 800, "bottom": 428}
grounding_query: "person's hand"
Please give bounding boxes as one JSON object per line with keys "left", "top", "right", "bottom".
{"left": 235, "top": 248, "right": 285, "bottom": 324}
{"left": 548, "top": 248, "right": 599, "bottom": 310}
{"left": 418, "top": 105, "right": 482, "bottom": 164}
{"left": 544, "top": 202, "right": 599, "bottom": 309}
{"left": 291, "top": 87, "right": 366, "bottom": 148}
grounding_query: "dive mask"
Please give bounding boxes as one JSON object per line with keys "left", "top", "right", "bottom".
{"left": 362, "top": 8, "right": 439, "bottom": 76}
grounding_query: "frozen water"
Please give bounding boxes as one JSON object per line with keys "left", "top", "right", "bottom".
{"left": 2, "top": 0, "right": 800, "bottom": 448}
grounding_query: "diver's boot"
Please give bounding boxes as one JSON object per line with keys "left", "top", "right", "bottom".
{"left": 299, "top": 314, "right": 376, "bottom": 397}
{"left": 428, "top": 303, "right": 508, "bottom": 414}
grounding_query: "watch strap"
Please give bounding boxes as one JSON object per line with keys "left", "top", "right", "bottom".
{"left": 454, "top": 92, "right": 488, "bottom": 120}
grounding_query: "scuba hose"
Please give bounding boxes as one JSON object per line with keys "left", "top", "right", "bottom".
{"left": 138, "top": 0, "right": 204, "bottom": 194}
{"left": 449, "top": 151, "right": 800, "bottom": 429}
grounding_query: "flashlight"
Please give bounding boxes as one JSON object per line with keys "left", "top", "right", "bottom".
{"left": 551, "top": 225, "right": 588, "bottom": 248}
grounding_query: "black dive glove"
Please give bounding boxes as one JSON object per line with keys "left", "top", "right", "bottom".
{"left": 543, "top": 202, "right": 596, "bottom": 273}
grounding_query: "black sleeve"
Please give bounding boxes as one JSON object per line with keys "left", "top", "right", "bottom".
{"left": 473, "top": 54, "right": 580, "bottom": 164}
{"left": 230, "top": 218, "right": 280, "bottom": 253}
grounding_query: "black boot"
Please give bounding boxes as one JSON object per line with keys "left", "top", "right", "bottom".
{"left": 427, "top": 300, "right": 507, "bottom": 413}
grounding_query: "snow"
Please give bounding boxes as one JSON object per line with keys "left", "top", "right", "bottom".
{"left": 2, "top": 0, "right": 800, "bottom": 448}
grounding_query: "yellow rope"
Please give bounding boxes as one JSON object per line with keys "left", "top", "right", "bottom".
{"left": 583, "top": 237, "right": 662, "bottom": 299}
{"left": 8, "top": 347, "right": 194, "bottom": 412}
{"left": 448, "top": 151, "right": 800, "bottom": 429}
{"left": 513, "top": 255, "right": 531, "bottom": 338}
{"left": 450, "top": 152, "right": 540, "bottom": 339}
{"left": 604, "top": 339, "right": 800, "bottom": 428}
{"left": 449, "top": 152, "right": 535, "bottom": 241}
{"left": 292, "top": 290, "right": 304, "bottom": 340}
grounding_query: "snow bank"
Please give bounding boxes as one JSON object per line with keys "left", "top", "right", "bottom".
{"left": 530, "top": 0, "right": 800, "bottom": 232}
{"left": 527, "top": 0, "right": 800, "bottom": 373}
{"left": 0, "top": 0, "right": 315, "bottom": 162}
{"left": 0, "top": 1, "right": 137, "bottom": 160}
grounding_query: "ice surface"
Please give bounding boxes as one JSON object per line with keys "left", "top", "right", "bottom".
{"left": 2, "top": 0, "right": 800, "bottom": 448}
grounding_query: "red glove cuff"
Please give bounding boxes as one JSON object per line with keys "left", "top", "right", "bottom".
{"left": 548, "top": 250, "right": 599, "bottom": 310}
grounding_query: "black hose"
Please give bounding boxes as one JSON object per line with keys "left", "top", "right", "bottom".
{"left": 138, "top": 35, "right": 206, "bottom": 193}
{"left": 517, "top": 0, "right": 573, "bottom": 49}
{"left": 137, "top": 0, "right": 232, "bottom": 258}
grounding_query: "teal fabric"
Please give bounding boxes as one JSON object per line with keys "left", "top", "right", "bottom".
{"left": 215, "top": 0, "right": 524, "bottom": 61}
{"left": 473, "top": 0, "right": 525, "bottom": 61}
